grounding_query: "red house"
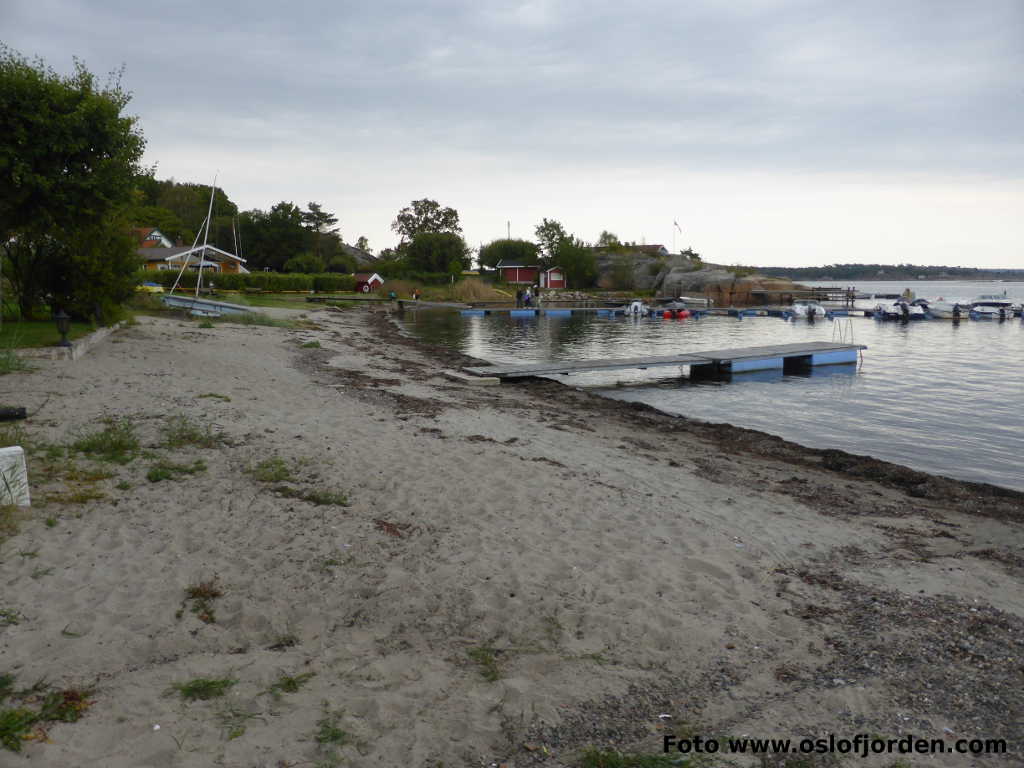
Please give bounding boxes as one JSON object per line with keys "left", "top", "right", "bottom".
{"left": 540, "top": 267, "right": 566, "bottom": 289}
{"left": 495, "top": 261, "right": 538, "bottom": 285}
{"left": 354, "top": 272, "right": 384, "bottom": 293}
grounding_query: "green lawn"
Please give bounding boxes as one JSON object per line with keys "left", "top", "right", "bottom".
{"left": 0, "top": 319, "right": 96, "bottom": 348}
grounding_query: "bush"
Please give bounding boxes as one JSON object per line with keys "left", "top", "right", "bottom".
{"left": 138, "top": 270, "right": 354, "bottom": 293}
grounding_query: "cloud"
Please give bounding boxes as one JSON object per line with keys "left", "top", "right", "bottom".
{"left": 3, "top": 0, "right": 1021, "bottom": 265}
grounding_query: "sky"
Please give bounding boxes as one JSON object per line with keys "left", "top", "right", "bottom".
{"left": 3, "top": 0, "right": 1022, "bottom": 268}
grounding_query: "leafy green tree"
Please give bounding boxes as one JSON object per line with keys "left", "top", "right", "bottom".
{"left": 392, "top": 199, "right": 461, "bottom": 243}
{"left": 354, "top": 236, "right": 371, "bottom": 253}
{"left": 555, "top": 236, "right": 597, "bottom": 288}
{"left": 127, "top": 204, "right": 192, "bottom": 245}
{"left": 0, "top": 47, "right": 145, "bottom": 319}
{"left": 405, "top": 232, "right": 469, "bottom": 273}
{"left": 301, "top": 202, "right": 339, "bottom": 260}
{"left": 534, "top": 218, "right": 567, "bottom": 267}
{"left": 238, "top": 202, "right": 307, "bottom": 271}
{"left": 478, "top": 238, "right": 539, "bottom": 270}
{"left": 596, "top": 230, "right": 621, "bottom": 248}
{"left": 283, "top": 252, "right": 325, "bottom": 273}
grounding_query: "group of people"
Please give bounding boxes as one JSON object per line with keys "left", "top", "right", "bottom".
{"left": 514, "top": 286, "right": 540, "bottom": 308}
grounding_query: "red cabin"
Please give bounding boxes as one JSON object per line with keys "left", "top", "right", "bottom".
{"left": 354, "top": 272, "right": 384, "bottom": 293}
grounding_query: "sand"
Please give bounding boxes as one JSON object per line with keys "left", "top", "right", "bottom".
{"left": 0, "top": 305, "right": 1021, "bottom": 767}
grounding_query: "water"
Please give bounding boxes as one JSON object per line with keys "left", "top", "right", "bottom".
{"left": 401, "top": 281, "right": 1024, "bottom": 492}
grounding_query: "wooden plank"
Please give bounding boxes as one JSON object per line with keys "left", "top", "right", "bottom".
{"left": 463, "top": 342, "right": 865, "bottom": 379}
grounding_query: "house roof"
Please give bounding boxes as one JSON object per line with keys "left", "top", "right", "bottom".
{"left": 495, "top": 261, "right": 538, "bottom": 269}
{"left": 353, "top": 272, "right": 383, "bottom": 282}
{"left": 138, "top": 244, "right": 245, "bottom": 263}
{"left": 134, "top": 227, "right": 172, "bottom": 248}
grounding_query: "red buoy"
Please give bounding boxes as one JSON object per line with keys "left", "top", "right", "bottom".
{"left": 677, "top": 310, "right": 690, "bottom": 318}
{"left": 663, "top": 310, "right": 672, "bottom": 319}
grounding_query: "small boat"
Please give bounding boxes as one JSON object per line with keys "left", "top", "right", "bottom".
{"left": 872, "top": 299, "right": 927, "bottom": 320}
{"left": 969, "top": 295, "right": 1015, "bottom": 320}
{"left": 926, "top": 300, "right": 969, "bottom": 319}
{"left": 790, "top": 299, "right": 825, "bottom": 319}
{"left": 624, "top": 299, "right": 650, "bottom": 316}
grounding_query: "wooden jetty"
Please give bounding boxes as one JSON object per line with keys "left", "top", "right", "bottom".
{"left": 463, "top": 341, "right": 866, "bottom": 379}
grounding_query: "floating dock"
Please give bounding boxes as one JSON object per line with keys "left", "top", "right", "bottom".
{"left": 463, "top": 341, "right": 866, "bottom": 379}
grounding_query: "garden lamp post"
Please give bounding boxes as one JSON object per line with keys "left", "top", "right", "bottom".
{"left": 55, "top": 309, "right": 72, "bottom": 347}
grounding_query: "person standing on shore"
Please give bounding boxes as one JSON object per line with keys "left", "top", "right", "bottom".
{"left": 524, "top": 288, "right": 532, "bottom": 307}
{"left": 515, "top": 288, "right": 523, "bottom": 308}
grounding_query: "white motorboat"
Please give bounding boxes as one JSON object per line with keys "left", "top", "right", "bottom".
{"left": 873, "top": 299, "right": 927, "bottom": 320}
{"left": 925, "top": 299, "right": 970, "bottom": 319}
{"left": 970, "top": 294, "right": 1015, "bottom": 320}
{"left": 790, "top": 299, "right": 825, "bottom": 319}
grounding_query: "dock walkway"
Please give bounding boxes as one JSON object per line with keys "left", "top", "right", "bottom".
{"left": 463, "top": 341, "right": 866, "bottom": 379}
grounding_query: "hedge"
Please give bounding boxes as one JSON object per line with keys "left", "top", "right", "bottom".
{"left": 138, "top": 271, "right": 355, "bottom": 292}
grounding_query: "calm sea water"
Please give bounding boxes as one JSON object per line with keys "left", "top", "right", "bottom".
{"left": 402, "top": 281, "right": 1024, "bottom": 491}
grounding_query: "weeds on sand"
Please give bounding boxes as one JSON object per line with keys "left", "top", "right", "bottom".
{"left": 0, "top": 347, "right": 30, "bottom": 375}
{"left": 0, "top": 676, "right": 93, "bottom": 753}
{"left": 265, "top": 672, "right": 315, "bottom": 700}
{"left": 313, "top": 704, "right": 351, "bottom": 766}
{"left": 224, "top": 313, "right": 294, "bottom": 328}
{"left": 578, "top": 749, "right": 693, "bottom": 767}
{"left": 147, "top": 459, "right": 207, "bottom": 483}
{"left": 164, "top": 414, "right": 228, "bottom": 449}
{"left": 247, "top": 457, "right": 293, "bottom": 483}
{"left": 267, "top": 633, "right": 299, "bottom": 651}
{"left": 115, "top": 480, "right": 130, "bottom": 491}
{"left": 44, "top": 485, "right": 106, "bottom": 505}
{"left": 44, "top": 517, "right": 57, "bottom": 528}
{"left": 216, "top": 705, "right": 266, "bottom": 740}
{"left": 1, "top": 504, "right": 24, "bottom": 544}
{"left": 198, "top": 320, "right": 214, "bottom": 329}
{"left": 197, "top": 392, "right": 231, "bottom": 402}
{"left": 169, "top": 677, "right": 236, "bottom": 702}
{"left": 467, "top": 646, "right": 502, "bottom": 682}
{"left": 0, "top": 608, "right": 22, "bottom": 626}
{"left": 274, "top": 485, "right": 348, "bottom": 507}
{"left": 181, "top": 577, "right": 223, "bottom": 624}
{"left": 70, "top": 419, "right": 139, "bottom": 464}
{"left": 301, "top": 340, "right": 321, "bottom": 348}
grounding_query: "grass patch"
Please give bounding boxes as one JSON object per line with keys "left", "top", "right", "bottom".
{"left": 313, "top": 704, "right": 351, "bottom": 765}
{"left": 467, "top": 646, "right": 501, "bottom": 682}
{"left": 45, "top": 486, "right": 106, "bottom": 505}
{"left": 0, "top": 319, "right": 94, "bottom": 349}
{"left": 265, "top": 672, "right": 315, "bottom": 699}
{"left": 579, "top": 748, "right": 690, "bottom": 767}
{"left": 197, "top": 320, "right": 214, "bottom": 329}
{"left": 0, "top": 347, "right": 30, "bottom": 375}
{"left": 222, "top": 312, "right": 294, "bottom": 328}
{"left": 115, "top": 480, "right": 130, "bottom": 491}
{"left": 274, "top": 486, "right": 348, "bottom": 507}
{"left": 1, "top": 504, "right": 25, "bottom": 545}
{"left": 164, "top": 414, "right": 227, "bottom": 449}
{"left": 0, "top": 607, "right": 22, "bottom": 626}
{"left": 301, "top": 340, "right": 321, "bottom": 348}
{"left": 71, "top": 419, "right": 139, "bottom": 464}
{"left": 169, "top": 677, "right": 236, "bottom": 702}
{"left": 182, "top": 577, "right": 223, "bottom": 624}
{"left": 0, "top": 677, "right": 93, "bottom": 753}
{"left": 146, "top": 459, "right": 207, "bottom": 483}
{"left": 44, "top": 517, "right": 57, "bottom": 528}
{"left": 197, "top": 392, "right": 231, "bottom": 402}
{"left": 247, "top": 457, "right": 293, "bottom": 484}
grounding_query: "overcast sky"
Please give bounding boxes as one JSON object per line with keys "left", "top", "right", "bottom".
{"left": 4, "top": 0, "right": 1022, "bottom": 267}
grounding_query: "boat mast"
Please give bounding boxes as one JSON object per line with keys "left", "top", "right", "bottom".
{"left": 195, "top": 175, "right": 218, "bottom": 298}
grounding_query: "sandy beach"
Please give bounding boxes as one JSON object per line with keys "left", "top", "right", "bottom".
{"left": 1, "top": 304, "right": 1021, "bottom": 767}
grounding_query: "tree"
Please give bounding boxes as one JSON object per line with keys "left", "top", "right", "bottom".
{"left": 555, "top": 236, "right": 597, "bottom": 288}
{"left": 0, "top": 47, "right": 145, "bottom": 319}
{"left": 238, "top": 202, "right": 307, "bottom": 271}
{"left": 534, "top": 218, "right": 567, "bottom": 267}
{"left": 596, "top": 230, "right": 621, "bottom": 248}
{"left": 354, "top": 236, "right": 371, "bottom": 253}
{"left": 478, "top": 238, "right": 539, "bottom": 270}
{"left": 405, "top": 232, "right": 470, "bottom": 274}
{"left": 391, "top": 199, "right": 461, "bottom": 242}
{"left": 301, "top": 202, "right": 339, "bottom": 260}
